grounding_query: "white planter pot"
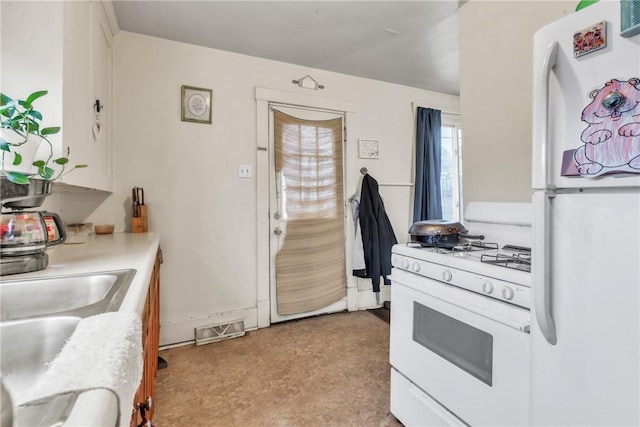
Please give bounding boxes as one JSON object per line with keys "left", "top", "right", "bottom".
{"left": 0, "top": 128, "right": 44, "bottom": 176}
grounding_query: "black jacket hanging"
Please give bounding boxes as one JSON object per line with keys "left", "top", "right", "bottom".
{"left": 356, "top": 173, "right": 397, "bottom": 293}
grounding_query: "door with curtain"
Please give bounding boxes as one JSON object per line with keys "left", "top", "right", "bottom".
{"left": 269, "top": 105, "right": 347, "bottom": 323}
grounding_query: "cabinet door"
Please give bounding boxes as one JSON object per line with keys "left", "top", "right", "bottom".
{"left": 2, "top": 1, "right": 67, "bottom": 178}
{"left": 1, "top": 1, "right": 113, "bottom": 191}
{"left": 61, "top": 1, "right": 92, "bottom": 188}
{"left": 90, "top": 0, "right": 114, "bottom": 191}
{"left": 131, "top": 249, "right": 161, "bottom": 426}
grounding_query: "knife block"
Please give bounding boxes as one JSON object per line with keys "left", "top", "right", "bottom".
{"left": 132, "top": 205, "right": 148, "bottom": 233}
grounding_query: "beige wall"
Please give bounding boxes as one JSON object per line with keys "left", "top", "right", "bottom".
{"left": 66, "top": 31, "right": 458, "bottom": 345}
{"left": 459, "top": 0, "right": 574, "bottom": 206}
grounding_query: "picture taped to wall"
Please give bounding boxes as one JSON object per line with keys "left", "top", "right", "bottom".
{"left": 181, "top": 85, "right": 212, "bottom": 123}
{"left": 359, "top": 139, "right": 380, "bottom": 159}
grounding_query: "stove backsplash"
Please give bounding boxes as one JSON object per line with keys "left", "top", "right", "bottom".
{"left": 463, "top": 202, "right": 532, "bottom": 248}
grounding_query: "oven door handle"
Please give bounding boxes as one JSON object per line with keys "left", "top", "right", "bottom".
{"left": 392, "top": 274, "right": 531, "bottom": 332}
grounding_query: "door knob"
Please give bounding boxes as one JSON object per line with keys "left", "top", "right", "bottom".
{"left": 274, "top": 228, "right": 282, "bottom": 235}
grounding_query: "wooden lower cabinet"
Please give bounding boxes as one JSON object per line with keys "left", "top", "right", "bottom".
{"left": 130, "top": 248, "right": 162, "bottom": 427}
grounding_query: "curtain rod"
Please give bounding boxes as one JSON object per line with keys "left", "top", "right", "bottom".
{"left": 411, "top": 102, "right": 460, "bottom": 116}
{"left": 379, "top": 182, "right": 414, "bottom": 187}
{"left": 359, "top": 168, "right": 413, "bottom": 186}
{"left": 269, "top": 103, "right": 346, "bottom": 116}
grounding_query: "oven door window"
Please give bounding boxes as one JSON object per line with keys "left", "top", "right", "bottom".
{"left": 413, "top": 302, "right": 493, "bottom": 386}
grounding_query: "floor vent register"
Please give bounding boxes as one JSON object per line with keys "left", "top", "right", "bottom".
{"left": 194, "top": 320, "right": 245, "bottom": 345}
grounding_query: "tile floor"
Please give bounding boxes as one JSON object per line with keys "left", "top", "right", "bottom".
{"left": 154, "top": 310, "right": 401, "bottom": 427}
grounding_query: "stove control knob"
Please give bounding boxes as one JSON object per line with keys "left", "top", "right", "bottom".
{"left": 501, "top": 287, "right": 515, "bottom": 300}
{"left": 401, "top": 259, "right": 410, "bottom": 270}
{"left": 482, "top": 281, "right": 494, "bottom": 294}
{"left": 412, "top": 262, "right": 421, "bottom": 273}
{"left": 442, "top": 270, "right": 453, "bottom": 282}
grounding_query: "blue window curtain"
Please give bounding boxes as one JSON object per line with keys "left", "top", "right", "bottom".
{"left": 413, "top": 107, "right": 442, "bottom": 222}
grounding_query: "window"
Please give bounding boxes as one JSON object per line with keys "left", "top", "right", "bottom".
{"left": 275, "top": 114, "right": 343, "bottom": 219}
{"left": 440, "top": 115, "right": 463, "bottom": 220}
{"left": 413, "top": 302, "right": 493, "bottom": 386}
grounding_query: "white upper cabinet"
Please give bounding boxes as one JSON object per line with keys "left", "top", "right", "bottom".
{"left": 61, "top": 1, "right": 115, "bottom": 191}
{"left": 90, "top": 2, "right": 114, "bottom": 192}
{"left": 1, "top": 1, "right": 114, "bottom": 191}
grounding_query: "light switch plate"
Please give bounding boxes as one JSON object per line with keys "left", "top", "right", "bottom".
{"left": 238, "top": 164, "right": 252, "bottom": 178}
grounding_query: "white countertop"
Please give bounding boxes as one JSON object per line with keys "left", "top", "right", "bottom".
{"left": 1, "top": 232, "right": 161, "bottom": 426}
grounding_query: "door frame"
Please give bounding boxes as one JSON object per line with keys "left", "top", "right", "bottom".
{"left": 255, "top": 87, "right": 358, "bottom": 328}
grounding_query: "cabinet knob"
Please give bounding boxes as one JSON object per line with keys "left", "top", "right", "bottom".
{"left": 135, "top": 396, "right": 154, "bottom": 427}
{"left": 135, "top": 397, "right": 152, "bottom": 411}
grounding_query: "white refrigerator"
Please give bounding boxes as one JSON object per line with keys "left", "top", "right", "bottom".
{"left": 531, "top": 1, "right": 640, "bottom": 426}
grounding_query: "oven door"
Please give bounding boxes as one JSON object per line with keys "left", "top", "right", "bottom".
{"left": 390, "top": 268, "right": 530, "bottom": 426}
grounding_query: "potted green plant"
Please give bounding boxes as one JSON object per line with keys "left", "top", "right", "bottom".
{"left": 1, "top": 90, "right": 87, "bottom": 184}
{"left": 1, "top": 90, "right": 87, "bottom": 208}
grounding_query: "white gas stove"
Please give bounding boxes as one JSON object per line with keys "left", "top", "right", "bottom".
{"left": 389, "top": 202, "right": 533, "bottom": 427}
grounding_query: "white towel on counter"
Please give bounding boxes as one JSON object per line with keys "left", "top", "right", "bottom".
{"left": 28, "top": 312, "right": 143, "bottom": 427}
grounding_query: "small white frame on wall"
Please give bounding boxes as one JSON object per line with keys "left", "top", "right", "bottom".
{"left": 358, "top": 139, "right": 380, "bottom": 159}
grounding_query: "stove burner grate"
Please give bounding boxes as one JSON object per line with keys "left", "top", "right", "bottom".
{"left": 480, "top": 252, "right": 531, "bottom": 272}
{"left": 406, "top": 240, "right": 499, "bottom": 252}
{"left": 453, "top": 241, "right": 499, "bottom": 251}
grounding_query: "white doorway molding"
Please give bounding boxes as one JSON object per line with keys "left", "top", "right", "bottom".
{"left": 255, "top": 87, "right": 358, "bottom": 328}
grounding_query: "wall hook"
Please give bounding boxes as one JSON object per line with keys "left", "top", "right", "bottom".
{"left": 292, "top": 75, "right": 325, "bottom": 90}
{"left": 93, "top": 100, "right": 103, "bottom": 140}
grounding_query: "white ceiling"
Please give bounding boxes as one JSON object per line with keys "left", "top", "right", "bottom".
{"left": 112, "top": 1, "right": 461, "bottom": 95}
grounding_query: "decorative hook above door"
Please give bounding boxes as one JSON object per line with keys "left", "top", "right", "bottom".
{"left": 292, "top": 75, "right": 325, "bottom": 90}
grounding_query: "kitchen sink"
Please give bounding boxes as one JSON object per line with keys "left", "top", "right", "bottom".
{"left": 1, "top": 316, "right": 81, "bottom": 404}
{"left": 0, "top": 269, "right": 137, "bottom": 411}
{"left": 0, "top": 269, "right": 136, "bottom": 321}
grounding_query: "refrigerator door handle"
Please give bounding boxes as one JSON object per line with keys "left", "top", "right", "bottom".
{"left": 533, "top": 191, "right": 558, "bottom": 345}
{"left": 532, "top": 41, "right": 559, "bottom": 189}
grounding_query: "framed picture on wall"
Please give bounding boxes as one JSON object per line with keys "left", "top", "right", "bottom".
{"left": 181, "top": 85, "right": 212, "bottom": 124}
{"left": 358, "top": 139, "right": 380, "bottom": 159}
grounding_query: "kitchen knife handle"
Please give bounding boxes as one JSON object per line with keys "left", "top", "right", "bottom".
{"left": 533, "top": 191, "right": 557, "bottom": 345}
{"left": 132, "top": 187, "right": 139, "bottom": 217}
